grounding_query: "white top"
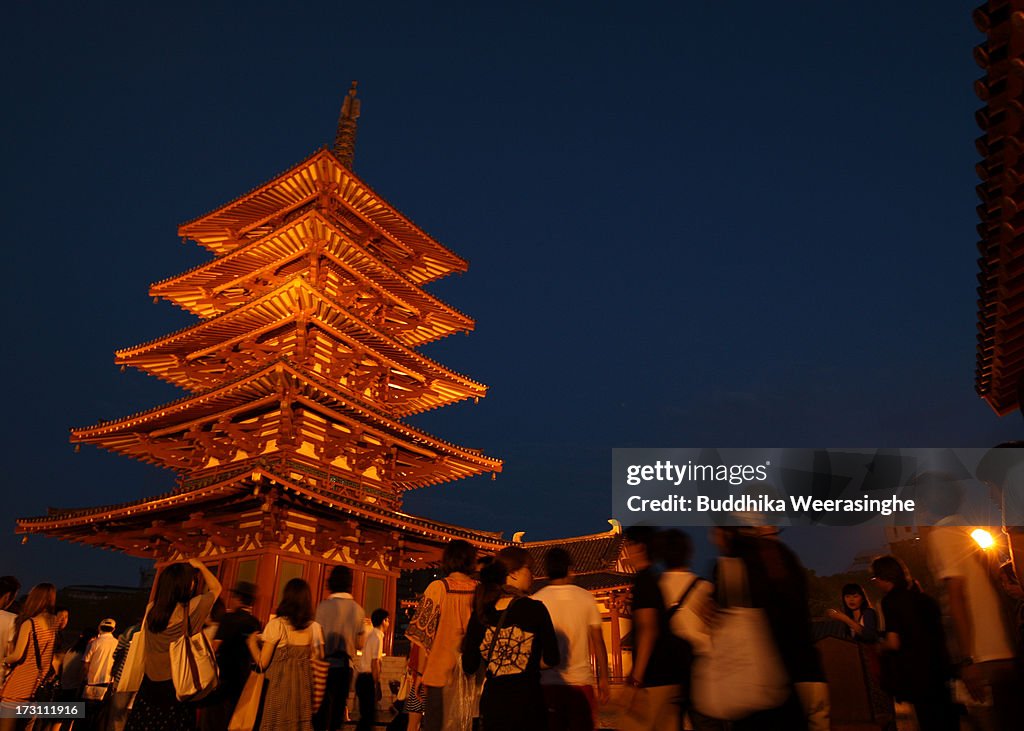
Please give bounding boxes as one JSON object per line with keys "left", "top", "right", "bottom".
{"left": 533, "top": 583, "right": 602, "bottom": 686}
{"left": 658, "top": 570, "right": 713, "bottom": 657}
{"left": 926, "top": 518, "right": 1014, "bottom": 662}
{"left": 84, "top": 632, "right": 118, "bottom": 686}
{"left": 355, "top": 627, "right": 384, "bottom": 674}
{"left": 262, "top": 616, "right": 324, "bottom": 649}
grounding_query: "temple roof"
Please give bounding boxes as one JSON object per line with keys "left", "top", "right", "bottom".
{"left": 177, "top": 149, "right": 467, "bottom": 284}
{"left": 973, "top": 1, "right": 1024, "bottom": 414}
{"left": 15, "top": 463, "right": 509, "bottom": 555}
{"left": 152, "top": 209, "right": 474, "bottom": 341}
{"left": 523, "top": 530, "right": 626, "bottom": 577}
{"left": 72, "top": 359, "right": 502, "bottom": 488}
{"left": 117, "top": 277, "right": 486, "bottom": 414}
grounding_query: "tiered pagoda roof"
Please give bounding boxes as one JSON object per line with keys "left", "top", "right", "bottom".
{"left": 19, "top": 83, "right": 501, "bottom": 549}
{"left": 974, "top": 1, "right": 1024, "bottom": 414}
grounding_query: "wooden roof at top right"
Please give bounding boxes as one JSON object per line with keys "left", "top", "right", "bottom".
{"left": 974, "top": 1, "right": 1024, "bottom": 415}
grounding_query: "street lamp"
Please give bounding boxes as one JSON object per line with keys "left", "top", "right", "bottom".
{"left": 971, "top": 528, "right": 995, "bottom": 550}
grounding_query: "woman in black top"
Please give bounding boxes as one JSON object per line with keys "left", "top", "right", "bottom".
{"left": 871, "top": 555, "right": 955, "bottom": 731}
{"left": 462, "top": 547, "right": 559, "bottom": 731}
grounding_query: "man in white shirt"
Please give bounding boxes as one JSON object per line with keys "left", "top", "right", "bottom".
{"left": 0, "top": 576, "right": 20, "bottom": 687}
{"left": 919, "top": 472, "right": 1021, "bottom": 731}
{"left": 533, "top": 548, "right": 610, "bottom": 731}
{"left": 354, "top": 609, "right": 388, "bottom": 731}
{"left": 314, "top": 565, "right": 366, "bottom": 731}
{"left": 84, "top": 618, "right": 118, "bottom": 699}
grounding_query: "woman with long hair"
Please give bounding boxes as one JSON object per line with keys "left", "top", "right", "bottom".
{"left": 871, "top": 555, "right": 955, "bottom": 731}
{"left": 0, "top": 584, "right": 58, "bottom": 731}
{"left": 247, "top": 578, "right": 324, "bottom": 731}
{"left": 826, "top": 583, "right": 879, "bottom": 642}
{"left": 461, "top": 547, "right": 559, "bottom": 731}
{"left": 125, "top": 558, "right": 222, "bottom": 731}
{"left": 406, "top": 539, "right": 479, "bottom": 731}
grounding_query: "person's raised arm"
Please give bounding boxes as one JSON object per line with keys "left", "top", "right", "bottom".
{"left": 188, "top": 558, "right": 222, "bottom": 598}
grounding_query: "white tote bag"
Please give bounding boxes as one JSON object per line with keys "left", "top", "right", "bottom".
{"left": 169, "top": 604, "right": 219, "bottom": 702}
{"left": 116, "top": 613, "right": 148, "bottom": 696}
{"left": 691, "top": 557, "right": 789, "bottom": 720}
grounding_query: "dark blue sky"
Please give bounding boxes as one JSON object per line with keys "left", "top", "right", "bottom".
{"left": 2, "top": 2, "right": 1019, "bottom": 588}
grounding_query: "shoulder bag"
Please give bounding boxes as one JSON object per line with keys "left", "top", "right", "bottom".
{"left": 691, "top": 557, "right": 789, "bottom": 720}
{"left": 170, "top": 601, "right": 219, "bottom": 701}
{"left": 32, "top": 624, "right": 59, "bottom": 703}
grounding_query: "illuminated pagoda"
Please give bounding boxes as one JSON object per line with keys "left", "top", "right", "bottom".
{"left": 17, "top": 83, "right": 507, "bottom": 621}
{"left": 974, "top": 0, "right": 1024, "bottom": 415}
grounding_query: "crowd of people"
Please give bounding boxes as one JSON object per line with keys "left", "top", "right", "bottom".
{"left": 2, "top": 519, "right": 1024, "bottom": 730}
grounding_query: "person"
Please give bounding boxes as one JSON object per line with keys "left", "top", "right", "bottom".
{"left": 47, "top": 632, "right": 89, "bottom": 731}
{"left": 871, "top": 555, "right": 956, "bottom": 731}
{"left": 124, "top": 558, "right": 222, "bottom": 731}
{"left": 708, "top": 526, "right": 827, "bottom": 731}
{"left": 657, "top": 530, "right": 717, "bottom": 731}
{"left": 203, "top": 599, "right": 225, "bottom": 644}
{"left": 212, "top": 581, "right": 262, "bottom": 726}
{"left": 107, "top": 620, "right": 142, "bottom": 731}
{"left": 247, "top": 578, "right": 324, "bottom": 731}
{"left": 619, "top": 526, "right": 680, "bottom": 731}
{"left": 314, "top": 566, "right": 365, "bottom": 731}
{"left": 916, "top": 472, "right": 1022, "bottom": 731}
{"left": 0, "top": 583, "right": 59, "bottom": 731}
{"left": 406, "top": 539, "right": 478, "bottom": 731}
{"left": 354, "top": 609, "right": 388, "bottom": 731}
{"left": 84, "top": 619, "right": 118, "bottom": 700}
{"left": 532, "top": 547, "right": 610, "bottom": 731}
{"left": 0, "top": 576, "right": 22, "bottom": 687}
{"left": 83, "top": 618, "right": 118, "bottom": 730}
{"left": 59, "top": 632, "right": 90, "bottom": 700}
{"left": 825, "top": 584, "right": 879, "bottom": 642}
{"left": 462, "top": 546, "right": 559, "bottom": 731}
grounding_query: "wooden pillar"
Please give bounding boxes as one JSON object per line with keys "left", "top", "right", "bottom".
{"left": 609, "top": 595, "right": 622, "bottom": 681}
{"left": 254, "top": 552, "right": 278, "bottom": 624}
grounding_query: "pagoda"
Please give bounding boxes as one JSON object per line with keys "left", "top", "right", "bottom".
{"left": 17, "top": 84, "right": 506, "bottom": 621}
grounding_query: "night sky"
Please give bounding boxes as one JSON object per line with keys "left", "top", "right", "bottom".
{"left": 2, "top": 2, "right": 1020, "bottom": 590}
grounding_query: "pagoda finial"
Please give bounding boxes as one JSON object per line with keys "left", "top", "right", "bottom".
{"left": 334, "top": 81, "right": 361, "bottom": 169}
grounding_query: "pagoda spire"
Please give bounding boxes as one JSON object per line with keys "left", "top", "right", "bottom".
{"left": 333, "top": 81, "right": 361, "bottom": 168}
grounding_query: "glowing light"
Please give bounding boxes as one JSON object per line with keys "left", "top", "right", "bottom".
{"left": 971, "top": 528, "right": 995, "bottom": 550}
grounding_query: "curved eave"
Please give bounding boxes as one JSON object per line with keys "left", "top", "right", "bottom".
{"left": 177, "top": 149, "right": 467, "bottom": 283}
{"left": 70, "top": 360, "right": 502, "bottom": 480}
{"left": 116, "top": 277, "right": 486, "bottom": 407}
{"left": 153, "top": 209, "right": 475, "bottom": 337}
{"left": 16, "top": 467, "right": 507, "bottom": 549}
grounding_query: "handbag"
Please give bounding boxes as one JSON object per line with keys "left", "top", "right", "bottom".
{"left": 311, "top": 655, "right": 329, "bottom": 711}
{"left": 691, "top": 557, "right": 789, "bottom": 720}
{"left": 30, "top": 623, "right": 59, "bottom": 703}
{"left": 170, "top": 602, "right": 219, "bottom": 702}
{"left": 227, "top": 670, "right": 266, "bottom": 731}
{"left": 396, "top": 669, "right": 412, "bottom": 702}
{"left": 116, "top": 618, "right": 147, "bottom": 701}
